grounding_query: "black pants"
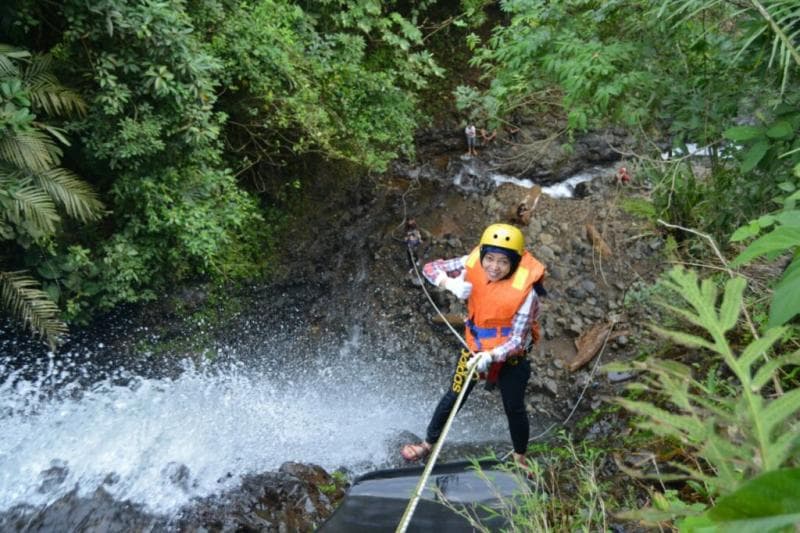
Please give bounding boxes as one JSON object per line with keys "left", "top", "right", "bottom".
{"left": 425, "top": 349, "right": 531, "bottom": 454}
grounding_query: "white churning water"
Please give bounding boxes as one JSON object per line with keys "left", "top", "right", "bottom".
{"left": 0, "top": 328, "right": 508, "bottom": 515}
{"left": 488, "top": 166, "right": 613, "bottom": 198}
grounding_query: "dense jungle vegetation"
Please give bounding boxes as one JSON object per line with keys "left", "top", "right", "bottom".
{"left": 1, "top": 0, "right": 799, "bottom": 529}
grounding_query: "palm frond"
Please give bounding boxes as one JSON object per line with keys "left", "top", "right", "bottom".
{"left": 0, "top": 55, "right": 18, "bottom": 78}
{"left": 752, "top": 0, "right": 800, "bottom": 68}
{"left": 657, "top": 0, "right": 799, "bottom": 89}
{"left": 23, "top": 55, "right": 87, "bottom": 117}
{"left": 0, "top": 44, "right": 27, "bottom": 78}
{"left": 32, "top": 167, "right": 105, "bottom": 222}
{"left": 0, "top": 269, "right": 67, "bottom": 349}
{"left": 3, "top": 178, "right": 61, "bottom": 235}
{"left": 0, "top": 130, "right": 61, "bottom": 171}
{"left": 0, "top": 44, "right": 31, "bottom": 58}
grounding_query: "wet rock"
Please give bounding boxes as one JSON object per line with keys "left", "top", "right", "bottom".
{"left": 537, "top": 245, "right": 556, "bottom": 263}
{"left": 538, "top": 232, "right": 555, "bottom": 246}
{"left": 547, "top": 266, "right": 564, "bottom": 280}
{"left": 573, "top": 181, "right": 591, "bottom": 198}
{"left": 607, "top": 371, "right": 635, "bottom": 383}
{"left": 0, "top": 487, "right": 163, "bottom": 533}
{"left": 573, "top": 371, "right": 591, "bottom": 388}
{"left": 586, "top": 420, "right": 613, "bottom": 439}
{"left": 38, "top": 461, "right": 69, "bottom": 494}
{"left": 163, "top": 462, "right": 193, "bottom": 492}
{"left": 543, "top": 378, "right": 558, "bottom": 396}
{"left": 178, "top": 463, "right": 345, "bottom": 532}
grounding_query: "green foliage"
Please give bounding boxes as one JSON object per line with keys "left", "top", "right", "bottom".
{"left": 209, "top": 0, "right": 438, "bottom": 178}
{"left": 44, "top": 0, "right": 267, "bottom": 317}
{"left": 608, "top": 267, "right": 800, "bottom": 518}
{"left": 444, "top": 435, "right": 612, "bottom": 532}
{"left": 2, "top": 0, "right": 444, "bottom": 325}
{"left": 619, "top": 197, "right": 657, "bottom": 222}
{"left": 723, "top": 102, "right": 800, "bottom": 175}
{"left": 680, "top": 468, "right": 800, "bottom": 533}
{"left": 456, "top": 1, "right": 747, "bottom": 137}
{"left": 0, "top": 44, "right": 102, "bottom": 343}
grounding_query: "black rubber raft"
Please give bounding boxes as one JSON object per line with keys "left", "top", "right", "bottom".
{"left": 318, "top": 460, "right": 523, "bottom": 532}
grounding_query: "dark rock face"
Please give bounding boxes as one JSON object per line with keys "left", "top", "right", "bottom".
{"left": 411, "top": 124, "right": 632, "bottom": 188}
{"left": 177, "top": 462, "right": 345, "bottom": 532}
{"left": 0, "top": 488, "right": 163, "bottom": 533}
{"left": 1, "top": 463, "right": 345, "bottom": 533}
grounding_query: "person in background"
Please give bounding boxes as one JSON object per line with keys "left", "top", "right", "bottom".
{"left": 400, "top": 223, "right": 546, "bottom": 470}
{"left": 404, "top": 218, "right": 423, "bottom": 273}
{"left": 465, "top": 124, "right": 478, "bottom": 156}
{"left": 480, "top": 127, "right": 497, "bottom": 146}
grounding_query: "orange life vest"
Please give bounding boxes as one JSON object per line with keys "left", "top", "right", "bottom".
{"left": 463, "top": 247, "right": 545, "bottom": 355}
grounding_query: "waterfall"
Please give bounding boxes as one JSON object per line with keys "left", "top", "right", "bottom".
{"left": 0, "top": 325, "right": 509, "bottom": 515}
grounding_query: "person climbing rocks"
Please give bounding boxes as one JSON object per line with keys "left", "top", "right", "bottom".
{"left": 616, "top": 166, "right": 631, "bottom": 185}
{"left": 465, "top": 124, "right": 478, "bottom": 156}
{"left": 479, "top": 127, "right": 497, "bottom": 146}
{"left": 404, "top": 218, "right": 423, "bottom": 273}
{"left": 400, "top": 223, "right": 547, "bottom": 471}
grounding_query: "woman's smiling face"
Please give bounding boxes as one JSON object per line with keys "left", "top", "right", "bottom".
{"left": 481, "top": 251, "right": 512, "bottom": 282}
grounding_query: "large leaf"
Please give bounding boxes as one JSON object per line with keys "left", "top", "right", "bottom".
{"left": 766, "top": 120, "right": 794, "bottom": 139}
{"left": 731, "top": 226, "right": 800, "bottom": 266}
{"left": 681, "top": 468, "right": 800, "bottom": 533}
{"left": 768, "top": 265, "right": 800, "bottom": 327}
{"left": 741, "top": 139, "right": 770, "bottom": 172}
{"left": 723, "top": 125, "right": 765, "bottom": 141}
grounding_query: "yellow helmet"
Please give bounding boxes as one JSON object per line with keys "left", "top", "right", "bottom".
{"left": 479, "top": 223, "right": 524, "bottom": 255}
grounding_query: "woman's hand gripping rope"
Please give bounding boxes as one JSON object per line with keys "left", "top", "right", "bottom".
{"left": 467, "top": 351, "right": 494, "bottom": 373}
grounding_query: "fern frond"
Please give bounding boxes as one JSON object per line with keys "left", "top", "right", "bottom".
{"left": 618, "top": 267, "right": 800, "bottom": 498}
{"left": 0, "top": 270, "right": 66, "bottom": 349}
{"left": 0, "top": 130, "right": 61, "bottom": 171}
{"left": 651, "top": 325, "right": 716, "bottom": 351}
{"left": 761, "top": 389, "right": 800, "bottom": 459}
{"left": 739, "top": 327, "right": 786, "bottom": 375}
{"left": 770, "top": 428, "right": 800, "bottom": 468}
{"left": 32, "top": 168, "right": 105, "bottom": 222}
{"left": 751, "top": 349, "right": 800, "bottom": 391}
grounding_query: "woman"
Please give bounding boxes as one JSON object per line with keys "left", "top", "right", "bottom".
{"left": 401, "top": 223, "right": 545, "bottom": 468}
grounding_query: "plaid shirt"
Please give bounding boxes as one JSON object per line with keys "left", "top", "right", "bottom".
{"left": 423, "top": 255, "right": 540, "bottom": 362}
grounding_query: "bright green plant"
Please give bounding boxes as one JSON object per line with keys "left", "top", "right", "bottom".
{"left": 439, "top": 436, "right": 611, "bottom": 532}
{"left": 608, "top": 267, "right": 800, "bottom": 519}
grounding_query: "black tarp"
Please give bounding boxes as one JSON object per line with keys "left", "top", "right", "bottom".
{"left": 318, "top": 460, "right": 524, "bottom": 532}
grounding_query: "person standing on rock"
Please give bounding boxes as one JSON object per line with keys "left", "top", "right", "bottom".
{"left": 400, "top": 223, "right": 546, "bottom": 469}
{"left": 465, "top": 124, "right": 478, "bottom": 156}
